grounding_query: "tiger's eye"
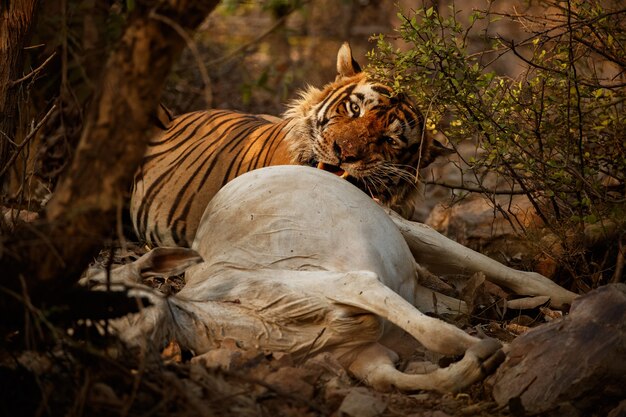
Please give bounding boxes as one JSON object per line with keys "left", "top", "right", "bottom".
{"left": 381, "top": 136, "right": 396, "bottom": 146}
{"left": 348, "top": 102, "right": 360, "bottom": 116}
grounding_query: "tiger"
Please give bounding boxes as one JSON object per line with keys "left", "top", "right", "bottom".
{"left": 130, "top": 42, "right": 449, "bottom": 247}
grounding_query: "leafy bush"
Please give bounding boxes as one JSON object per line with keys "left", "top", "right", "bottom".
{"left": 368, "top": 0, "right": 625, "bottom": 290}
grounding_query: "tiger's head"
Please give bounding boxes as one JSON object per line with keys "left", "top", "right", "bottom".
{"left": 284, "top": 42, "right": 449, "bottom": 218}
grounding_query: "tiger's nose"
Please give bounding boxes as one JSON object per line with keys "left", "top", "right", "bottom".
{"left": 334, "top": 140, "right": 359, "bottom": 162}
{"left": 333, "top": 141, "right": 342, "bottom": 160}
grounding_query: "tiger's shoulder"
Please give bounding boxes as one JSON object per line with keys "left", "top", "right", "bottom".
{"left": 132, "top": 42, "right": 451, "bottom": 247}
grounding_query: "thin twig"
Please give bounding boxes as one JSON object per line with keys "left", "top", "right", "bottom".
{"left": 423, "top": 179, "right": 531, "bottom": 195}
{"left": 572, "top": 35, "right": 626, "bottom": 69}
{"left": 611, "top": 237, "right": 624, "bottom": 283}
{"left": 150, "top": 11, "right": 212, "bottom": 107}
{"left": 0, "top": 104, "right": 57, "bottom": 179}
{"left": 115, "top": 193, "right": 128, "bottom": 261}
{"left": 23, "top": 43, "right": 45, "bottom": 50}
{"left": 206, "top": 9, "right": 295, "bottom": 67}
{"left": 296, "top": 327, "right": 326, "bottom": 366}
{"left": 9, "top": 52, "right": 57, "bottom": 87}
{"left": 506, "top": 39, "right": 566, "bottom": 75}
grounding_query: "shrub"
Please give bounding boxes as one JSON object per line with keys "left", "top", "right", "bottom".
{"left": 368, "top": 0, "right": 625, "bottom": 290}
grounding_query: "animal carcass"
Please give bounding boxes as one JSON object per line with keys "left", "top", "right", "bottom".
{"left": 86, "top": 166, "right": 574, "bottom": 392}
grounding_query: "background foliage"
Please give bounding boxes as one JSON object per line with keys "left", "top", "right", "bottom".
{"left": 369, "top": 0, "right": 625, "bottom": 290}
{"left": 2, "top": 0, "right": 625, "bottom": 291}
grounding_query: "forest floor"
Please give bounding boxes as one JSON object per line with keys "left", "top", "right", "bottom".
{"left": 0, "top": 244, "right": 551, "bottom": 417}
{"left": 1, "top": 326, "right": 514, "bottom": 417}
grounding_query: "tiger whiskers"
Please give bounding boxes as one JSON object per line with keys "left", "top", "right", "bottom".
{"left": 363, "top": 176, "right": 385, "bottom": 201}
{"left": 373, "top": 163, "right": 420, "bottom": 189}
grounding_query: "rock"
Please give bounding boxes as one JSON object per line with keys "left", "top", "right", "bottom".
{"left": 303, "top": 352, "right": 348, "bottom": 380}
{"left": 264, "top": 367, "right": 317, "bottom": 400}
{"left": 491, "top": 284, "right": 626, "bottom": 416}
{"left": 338, "top": 387, "right": 387, "bottom": 417}
{"left": 323, "top": 376, "right": 351, "bottom": 410}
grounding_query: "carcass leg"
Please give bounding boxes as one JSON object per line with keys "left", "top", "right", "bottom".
{"left": 388, "top": 211, "right": 577, "bottom": 308}
{"left": 286, "top": 270, "right": 496, "bottom": 357}
{"left": 348, "top": 341, "right": 503, "bottom": 393}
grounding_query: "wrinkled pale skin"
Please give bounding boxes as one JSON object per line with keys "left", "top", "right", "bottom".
{"left": 87, "top": 166, "right": 575, "bottom": 392}
{"left": 388, "top": 212, "right": 578, "bottom": 309}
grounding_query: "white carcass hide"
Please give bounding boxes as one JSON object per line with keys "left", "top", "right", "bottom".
{"left": 87, "top": 166, "right": 575, "bottom": 392}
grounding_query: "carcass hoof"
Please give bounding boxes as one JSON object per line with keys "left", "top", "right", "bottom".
{"left": 469, "top": 338, "right": 505, "bottom": 376}
{"left": 435, "top": 337, "right": 506, "bottom": 393}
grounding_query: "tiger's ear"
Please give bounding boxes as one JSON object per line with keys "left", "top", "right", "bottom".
{"left": 336, "top": 42, "right": 362, "bottom": 79}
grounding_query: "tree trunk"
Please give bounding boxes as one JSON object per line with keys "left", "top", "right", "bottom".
{"left": 0, "top": 0, "right": 220, "bottom": 324}
{"left": 0, "top": 0, "right": 38, "bottom": 190}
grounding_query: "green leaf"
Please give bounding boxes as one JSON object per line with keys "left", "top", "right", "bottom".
{"left": 584, "top": 214, "right": 597, "bottom": 224}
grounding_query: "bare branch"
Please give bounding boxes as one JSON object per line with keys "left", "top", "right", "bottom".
{"left": 423, "top": 179, "right": 532, "bottom": 195}
{"left": 0, "top": 104, "right": 57, "bottom": 178}
{"left": 150, "top": 12, "right": 212, "bottom": 107}
{"left": 206, "top": 6, "right": 299, "bottom": 67}
{"left": 9, "top": 51, "right": 57, "bottom": 87}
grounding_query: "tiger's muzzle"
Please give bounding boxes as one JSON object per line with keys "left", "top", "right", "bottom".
{"left": 316, "top": 161, "right": 349, "bottom": 179}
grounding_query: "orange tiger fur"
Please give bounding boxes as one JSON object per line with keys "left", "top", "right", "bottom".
{"left": 131, "top": 43, "right": 447, "bottom": 246}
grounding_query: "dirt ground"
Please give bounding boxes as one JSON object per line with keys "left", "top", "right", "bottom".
{"left": 0, "top": 321, "right": 516, "bottom": 417}
{"left": 0, "top": 244, "right": 551, "bottom": 417}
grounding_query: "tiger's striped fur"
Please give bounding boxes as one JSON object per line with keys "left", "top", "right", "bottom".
{"left": 131, "top": 43, "right": 447, "bottom": 247}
